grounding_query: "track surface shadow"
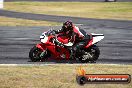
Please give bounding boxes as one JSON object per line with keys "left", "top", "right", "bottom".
{"left": 28, "top": 58, "right": 132, "bottom": 64}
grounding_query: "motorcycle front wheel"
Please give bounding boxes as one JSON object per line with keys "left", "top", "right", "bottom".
{"left": 29, "top": 46, "right": 42, "bottom": 62}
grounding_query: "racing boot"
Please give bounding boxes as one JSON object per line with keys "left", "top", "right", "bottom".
{"left": 70, "top": 49, "right": 74, "bottom": 60}
{"left": 67, "top": 47, "right": 74, "bottom": 60}
{"left": 71, "top": 44, "right": 83, "bottom": 61}
{"left": 69, "top": 47, "right": 78, "bottom": 60}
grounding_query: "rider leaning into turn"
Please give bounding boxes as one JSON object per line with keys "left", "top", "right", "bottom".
{"left": 54, "top": 20, "right": 89, "bottom": 59}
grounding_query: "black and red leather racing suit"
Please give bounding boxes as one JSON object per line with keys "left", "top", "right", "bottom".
{"left": 55, "top": 26, "right": 90, "bottom": 57}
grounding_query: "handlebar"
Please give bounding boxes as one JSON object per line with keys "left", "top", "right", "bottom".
{"left": 45, "top": 29, "right": 65, "bottom": 47}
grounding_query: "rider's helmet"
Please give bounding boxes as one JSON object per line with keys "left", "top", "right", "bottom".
{"left": 62, "top": 20, "right": 73, "bottom": 34}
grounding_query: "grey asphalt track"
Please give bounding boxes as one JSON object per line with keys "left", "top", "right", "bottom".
{"left": 0, "top": 5, "right": 132, "bottom": 64}
{"left": 0, "top": 10, "right": 132, "bottom": 30}
{"left": 0, "top": 26, "right": 132, "bottom": 64}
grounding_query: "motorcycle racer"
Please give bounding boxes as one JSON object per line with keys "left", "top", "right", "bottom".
{"left": 54, "top": 21, "right": 90, "bottom": 59}
{"left": 29, "top": 21, "right": 104, "bottom": 62}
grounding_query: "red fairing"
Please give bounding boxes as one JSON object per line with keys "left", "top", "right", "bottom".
{"left": 85, "top": 38, "right": 93, "bottom": 48}
{"left": 38, "top": 34, "right": 70, "bottom": 59}
{"left": 57, "top": 36, "right": 69, "bottom": 44}
{"left": 36, "top": 43, "right": 46, "bottom": 51}
{"left": 36, "top": 29, "right": 94, "bottom": 60}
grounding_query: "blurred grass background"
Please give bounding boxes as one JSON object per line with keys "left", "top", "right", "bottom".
{"left": 0, "top": 64, "right": 131, "bottom": 88}
{"left": 0, "top": 2, "right": 131, "bottom": 26}
{"left": 4, "top": 2, "right": 132, "bottom": 20}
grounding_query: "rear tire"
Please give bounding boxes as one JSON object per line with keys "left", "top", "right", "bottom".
{"left": 79, "top": 45, "right": 100, "bottom": 63}
{"left": 29, "top": 46, "right": 42, "bottom": 62}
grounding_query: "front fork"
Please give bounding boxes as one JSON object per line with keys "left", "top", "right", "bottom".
{"left": 36, "top": 43, "right": 47, "bottom": 59}
{"left": 39, "top": 49, "right": 47, "bottom": 58}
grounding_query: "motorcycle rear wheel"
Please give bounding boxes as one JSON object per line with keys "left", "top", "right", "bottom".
{"left": 79, "top": 45, "right": 100, "bottom": 63}
{"left": 29, "top": 46, "right": 42, "bottom": 62}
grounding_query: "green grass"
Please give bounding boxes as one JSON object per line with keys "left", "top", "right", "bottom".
{"left": 4, "top": 2, "right": 132, "bottom": 20}
{"left": 1, "top": 2, "right": 132, "bottom": 26}
{"left": 0, "top": 16, "right": 61, "bottom": 26}
{"left": 0, "top": 64, "right": 131, "bottom": 88}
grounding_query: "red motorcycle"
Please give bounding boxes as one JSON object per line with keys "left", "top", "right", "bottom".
{"left": 29, "top": 29, "right": 104, "bottom": 63}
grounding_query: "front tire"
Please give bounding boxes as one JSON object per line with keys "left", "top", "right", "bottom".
{"left": 29, "top": 46, "right": 42, "bottom": 62}
{"left": 79, "top": 45, "right": 100, "bottom": 63}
